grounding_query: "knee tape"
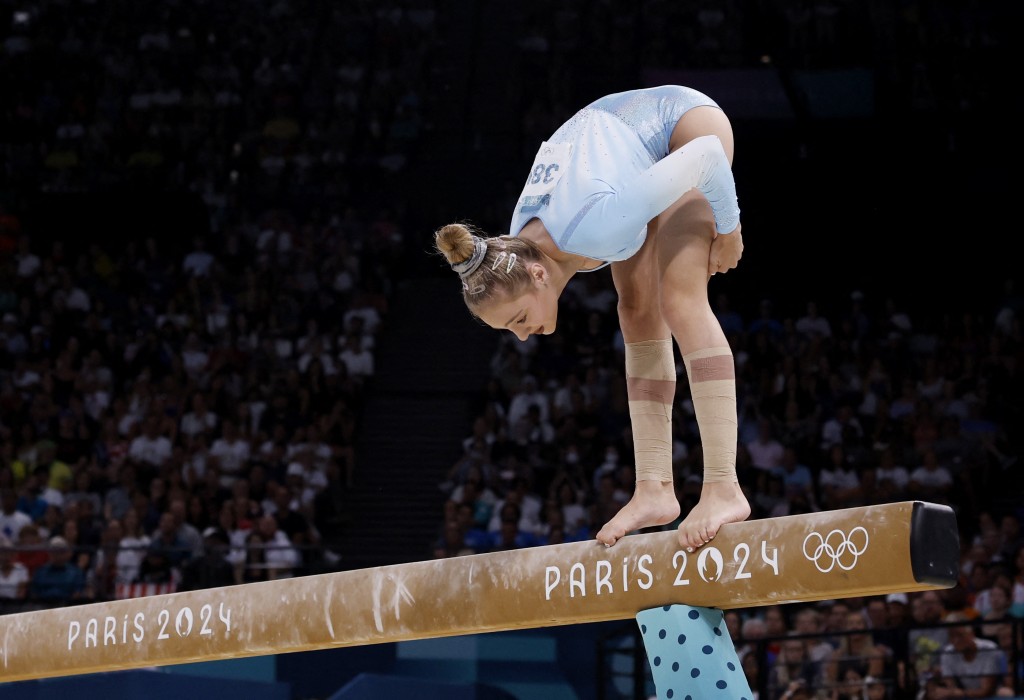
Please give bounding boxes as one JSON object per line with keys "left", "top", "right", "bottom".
{"left": 625, "top": 339, "right": 676, "bottom": 483}
{"left": 683, "top": 347, "right": 737, "bottom": 483}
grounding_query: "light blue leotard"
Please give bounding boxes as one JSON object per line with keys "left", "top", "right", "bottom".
{"left": 508, "top": 85, "right": 740, "bottom": 266}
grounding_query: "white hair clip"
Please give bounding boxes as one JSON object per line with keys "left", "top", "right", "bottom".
{"left": 491, "top": 251, "right": 508, "bottom": 270}
{"left": 462, "top": 279, "right": 485, "bottom": 295}
{"left": 506, "top": 253, "right": 517, "bottom": 273}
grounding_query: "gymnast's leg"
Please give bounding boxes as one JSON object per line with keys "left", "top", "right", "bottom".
{"left": 656, "top": 190, "right": 750, "bottom": 550}
{"left": 596, "top": 222, "right": 682, "bottom": 547}
{"left": 597, "top": 105, "right": 750, "bottom": 549}
{"left": 659, "top": 105, "right": 749, "bottom": 551}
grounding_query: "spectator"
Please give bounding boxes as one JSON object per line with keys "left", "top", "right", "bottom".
{"left": 979, "top": 583, "right": 1013, "bottom": 642}
{"left": 792, "top": 606, "right": 836, "bottom": 663}
{"left": 433, "top": 518, "right": 475, "bottom": 558}
{"left": 0, "top": 534, "right": 29, "bottom": 602}
{"left": 89, "top": 517, "right": 124, "bottom": 600}
{"left": 223, "top": 477, "right": 262, "bottom": 531}
{"left": 795, "top": 300, "right": 832, "bottom": 339}
{"left": 0, "top": 487, "right": 31, "bottom": 541}
{"left": 58, "top": 510, "right": 93, "bottom": 573}
{"left": 823, "top": 610, "right": 894, "bottom": 693}
{"left": 872, "top": 446, "right": 910, "bottom": 502}
{"left": 284, "top": 449, "right": 328, "bottom": 511}
{"left": 267, "top": 482, "right": 318, "bottom": 559}
{"left": 182, "top": 236, "right": 216, "bottom": 278}
{"left": 510, "top": 403, "right": 556, "bottom": 451}
{"left": 13, "top": 524, "right": 49, "bottom": 578}
{"left": 820, "top": 404, "right": 864, "bottom": 453}
{"left": 864, "top": 596, "right": 904, "bottom": 658}
{"left": 30, "top": 536, "right": 86, "bottom": 603}
{"left": 818, "top": 445, "right": 864, "bottom": 510}
{"left": 103, "top": 465, "right": 139, "bottom": 521}
{"left": 114, "top": 507, "right": 150, "bottom": 585}
{"left": 928, "top": 615, "right": 1008, "bottom": 699}
{"left": 773, "top": 445, "right": 815, "bottom": 507}
{"left": 36, "top": 441, "right": 73, "bottom": 503}
{"left": 213, "top": 506, "right": 248, "bottom": 581}
{"left": 337, "top": 333, "right": 374, "bottom": 383}
{"left": 128, "top": 414, "right": 174, "bottom": 471}
{"left": 298, "top": 337, "right": 338, "bottom": 377}
{"left": 169, "top": 497, "right": 204, "bottom": 559}
{"left": 180, "top": 392, "right": 218, "bottom": 439}
{"left": 908, "top": 449, "right": 954, "bottom": 503}
{"left": 488, "top": 477, "right": 544, "bottom": 536}
{"left": 767, "top": 637, "right": 821, "bottom": 700}
{"left": 179, "top": 527, "right": 235, "bottom": 591}
{"left": 909, "top": 591, "right": 950, "bottom": 682}
{"left": 15, "top": 473, "right": 49, "bottom": 523}
{"left": 553, "top": 479, "right": 589, "bottom": 535}
{"left": 64, "top": 471, "right": 103, "bottom": 515}
{"left": 1012, "top": 545, "right": 1024, "bottom": 616}
{"left": 147, "top": 511, "right": 190, "bottom": 572}
{"left": 209, "top": 419, "right": 251, "bottom": 489}
{"left": 506, "top": 375, "right": 550, "bottom": 430}
{"left": 240, "top": 530, "right": 269, "bottom": 583}
{"left": 746, "top": 417, "right": 786, "bottom": 474}
{"left": 255, "top": 514, "right": 301, "bottom": 579}
{"left": 494, "top": 504, "right": 537, "bottom": 552}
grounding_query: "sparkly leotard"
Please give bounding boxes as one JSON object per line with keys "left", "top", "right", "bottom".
{"left": 508, "top": 85, "right": 740, "bottom": 266}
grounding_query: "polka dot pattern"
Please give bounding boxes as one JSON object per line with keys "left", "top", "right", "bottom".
{"left": 635, "top": 604, "right": 753, "bottom": 699}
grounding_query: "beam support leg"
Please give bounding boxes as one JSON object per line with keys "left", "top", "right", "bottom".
{"left": 636, "top": 605, "right": 753, "bottom": 700}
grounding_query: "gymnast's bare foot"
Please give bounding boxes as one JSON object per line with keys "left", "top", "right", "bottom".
{"left": 596, "top": 481, "right": 681, "bottom": 547}
{"left": 677, "top": 481, "right": 751, "bottom": 552}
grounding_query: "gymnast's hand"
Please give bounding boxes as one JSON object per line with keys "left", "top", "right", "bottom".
{"left": 709, "top": 223, "right": 742, "bottom": 277}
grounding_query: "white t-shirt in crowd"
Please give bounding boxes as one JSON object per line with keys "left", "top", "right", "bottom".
{"left": 0, "top": 510, "right": 32, "bottom": 540}
{"left": 909, "top": 466, "right": 953, "bottom": 489}
{"left": 0, "top": 562, "right": 29, "bottom": 599}
{"left": 939, "top": 638, "right": 1004, "bottom": 691}
{"left": 209, "top": 437, "right": 252, "bottom": 480}
{"left": 819, "top": 467, "right": 861, "bottom": 491}
{"left": 128, "top": 434, "right": 173, "bottom": 467}
{"left": 875, "top": 466, "right": 910, "bottom": 490}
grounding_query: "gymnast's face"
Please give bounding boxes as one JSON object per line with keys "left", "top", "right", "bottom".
{"left": 477, "top": 262, "right": 559, "bottom": 342}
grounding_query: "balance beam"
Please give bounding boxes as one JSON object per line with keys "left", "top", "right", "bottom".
{"left": 0, "top": 501, "right": 957, "bottom": 682}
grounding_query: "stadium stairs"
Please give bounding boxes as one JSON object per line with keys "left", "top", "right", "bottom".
{"left": 336, "top": 277, "right": 496, "bottom": 570}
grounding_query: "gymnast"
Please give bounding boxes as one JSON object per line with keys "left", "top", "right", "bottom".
{"left": 435, "top": 85, "right": 749, "bottom": 551}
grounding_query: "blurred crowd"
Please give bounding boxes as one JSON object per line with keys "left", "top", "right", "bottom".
{"left": 0, "top": 0, "right": 436, "bottom": 204}
{"left": 0, "top": 219, "right": 395, "bottom": 606}
{"left": 0, "top": 0, "right": 1020, "bottom": 696}
{"left": 0, "top": 0, "right": 435, "bottom": 607}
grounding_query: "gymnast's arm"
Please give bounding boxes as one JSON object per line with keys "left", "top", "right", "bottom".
{"left": 591, "top": 134, "right": 740, "bottom": 236}
{"left": 588, "top": 134, "right": 742, "bottom": 273}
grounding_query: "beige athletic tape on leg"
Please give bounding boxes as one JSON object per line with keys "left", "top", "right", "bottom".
{"left": 683, "top": 347, "right": 737, "bottom": 483}
{"left": 625, "top": 339, "right": 676, "bottom": 483}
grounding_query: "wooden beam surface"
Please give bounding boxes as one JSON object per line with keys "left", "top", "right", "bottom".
{"left": 0, "top": 501, "right": 958, "bottom": 682}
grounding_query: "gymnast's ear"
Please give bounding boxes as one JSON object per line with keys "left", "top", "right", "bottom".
{"left": 527, "top": 261, "right": 548, "bottom": 287}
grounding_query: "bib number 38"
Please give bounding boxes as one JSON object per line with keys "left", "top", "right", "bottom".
{"left": 521, "top": 141, "right": 572, "bottom": 199}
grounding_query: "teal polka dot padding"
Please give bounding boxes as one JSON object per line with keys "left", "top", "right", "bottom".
{"left": 636, "top": 605, "right": 752, "bottom": 700}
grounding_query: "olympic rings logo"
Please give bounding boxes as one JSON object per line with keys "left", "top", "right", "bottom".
{"left": 802, "top": 527, "right": 870, "bottom": 573}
